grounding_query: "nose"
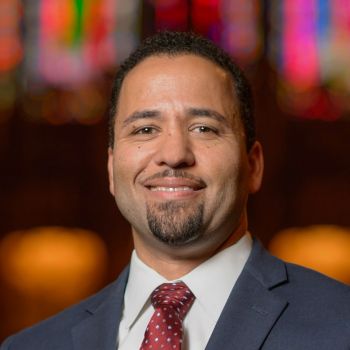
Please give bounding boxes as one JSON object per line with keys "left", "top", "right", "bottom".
{"left": 154, "top": 129, "right": 195, "bottom": 168}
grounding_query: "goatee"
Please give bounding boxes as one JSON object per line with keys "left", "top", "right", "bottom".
{"left": 146, "top": 201, "right": 204, "bottom": 246}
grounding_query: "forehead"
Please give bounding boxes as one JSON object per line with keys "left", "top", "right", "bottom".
{"left": 118, "top": 54, "right": 237, "bottom": 115}
{"left": 124, "top": 54, "right": 231, "bottom": 87}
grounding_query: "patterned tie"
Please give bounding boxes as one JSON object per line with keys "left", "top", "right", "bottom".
{"left": 140, "top": 281, "right": 195, "bottom": 350}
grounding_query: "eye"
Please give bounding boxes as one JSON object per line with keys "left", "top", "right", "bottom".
{"left": 134, "top": 126, "right": 157, "bottom": 134}
{"left": 191, "top": 125, "right": 218, "bottom": 134}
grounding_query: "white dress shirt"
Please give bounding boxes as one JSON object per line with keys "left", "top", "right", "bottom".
{"left": 117, "top": 233, "right": 252, "bottom": 350}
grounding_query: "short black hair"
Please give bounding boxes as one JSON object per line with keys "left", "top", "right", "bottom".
{"left": 108, "top": 31, "right": 255, "bottom": 150}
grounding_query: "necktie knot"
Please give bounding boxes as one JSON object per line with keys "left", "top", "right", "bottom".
{"left": 140, "top": 281, "right": 195, "bottom": 350}
{"left": 151, "top": 282, "right": 195, "bottom": 320}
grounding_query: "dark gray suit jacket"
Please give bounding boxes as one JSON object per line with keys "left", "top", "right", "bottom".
{"left": 1, "top": 240, "right": 350, "bottom": 349}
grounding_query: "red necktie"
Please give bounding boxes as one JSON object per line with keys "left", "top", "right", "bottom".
{"left": 140, "top": 281, "right": 195, "bottom": 350}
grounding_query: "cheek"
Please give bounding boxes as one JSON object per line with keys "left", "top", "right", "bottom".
{"left": 113, "top": 144, "right": 153, "bottom": 184}
{"left": 204, "top": 149, "right": 248, "bottom": 209}
{"left": 202, "top": 146, "right": 242, "bottom": 182}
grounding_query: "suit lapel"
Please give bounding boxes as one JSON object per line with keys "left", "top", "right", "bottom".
{"left": 205, "top": 240, "right": 289, "bottom": 350}
{"left": 70, "top": 241, "right": 288, "bottom": 350}
{"left": 71, "top": 267, "right": 129, "bottom": 350}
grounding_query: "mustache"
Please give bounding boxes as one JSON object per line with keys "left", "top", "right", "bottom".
{"left": 144, "top": 169, "right": 206, "bottom": 186}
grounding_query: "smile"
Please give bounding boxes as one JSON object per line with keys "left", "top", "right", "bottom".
{"left": 142, "top": 176, "right": 206, "bottom": 200}
{"left": 149, "top": 186, "right": 194, "bottom": 192}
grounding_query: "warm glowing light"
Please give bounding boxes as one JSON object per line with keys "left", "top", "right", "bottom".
{"left": 0, "top": 226, "right": 109, "bottom": 330}
{"left": 0, "top": 227, "right": 108, "bottom": 303}
{"left": 269, "top": 225, "right": 350, "bottom": 284}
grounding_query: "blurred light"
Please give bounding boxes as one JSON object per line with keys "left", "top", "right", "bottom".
{"left": 154, "top": 0, "right": 189, "bottom": 31}
{"left": 37, "top": 0, "right": 115, "bottom": 86}
{"left": 23, "top": 0, "right": 141, "bottom": 86}
{"left": 269, "top": 225, "right": 350, "bottom": 284}
{"left": 220, "top": 0, "right": 261, "bottom": 64}
{"left": 152, "top": 0, "right": 261, "bottom": 65}
{"left": 192, "top": 0, "right": 221, "bottom": 40}
{"left": 0, "top": 0, "right": 22, "bottom": 121}
{"left": 269, "top": 0, "right": 350, "bottom": 119}
{"left": 20, "top": 0, "right": 141, "bottom": 125}
{"left": 0, "top": 0, "right": 23, "bottom": 72}
{"left": 0, "top": 226, "right": 108, "bottom": 326}
{"left": 283, "top": 0, "right": 319, "bottom": 89}
{"left": 115, "top": 0, "right": 141, "bottom": 63}
{"left": 21, "top": 84, "right": 106, "bottom": 125}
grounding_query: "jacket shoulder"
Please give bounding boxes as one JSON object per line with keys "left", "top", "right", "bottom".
{"left": 282, "top": 260, "right": 350, "bottom": 305}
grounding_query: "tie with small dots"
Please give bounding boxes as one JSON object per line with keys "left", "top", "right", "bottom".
{"left": 139, "top": 281, "right": 195, "bottom": 350}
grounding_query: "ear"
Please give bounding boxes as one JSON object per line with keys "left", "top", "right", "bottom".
{"left": 107, "top": 147, "right": 115, "bottom": 196}
{"left": 247, "top": 141, "right": 264, "bottom": 194}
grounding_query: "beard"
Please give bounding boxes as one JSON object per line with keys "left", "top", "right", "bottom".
{"left": 146, "top": 200, "right": 204, "bottom": 246}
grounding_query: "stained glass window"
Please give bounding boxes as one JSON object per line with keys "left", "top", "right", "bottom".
{"left": 0, "top": 0, "right": 22, "bottom": 121}
{"left": 269, "top": 0, "right": 350, "bottom": 120}
{"left": 24, "top": 0, "right": 140, "bottom": 87}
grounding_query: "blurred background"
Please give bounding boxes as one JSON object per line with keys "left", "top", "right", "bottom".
{"left": 0, "top": 0, "right": 349, "bottom": 341}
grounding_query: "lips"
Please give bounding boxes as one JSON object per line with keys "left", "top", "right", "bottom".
{"left": 142, "top": 175, "right": 206, "bottom": 193}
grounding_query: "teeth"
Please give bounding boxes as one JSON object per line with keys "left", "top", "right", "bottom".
{"left": 150, "top": 186, "right": 193, "bottom": 192}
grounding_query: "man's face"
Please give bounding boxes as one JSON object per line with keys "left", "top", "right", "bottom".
{"left": 108, "top": 54, "right": 263, "bottom": 257}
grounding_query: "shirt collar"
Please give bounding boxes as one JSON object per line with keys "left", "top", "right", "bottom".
{"left": 122, "top": 250, "right": 167, "bottom": 329}
{"left": 182, "top": 233, "right": 252, "bottom": 319}
{"left": 122, "top": 233, "right": 252, "bottom": 329}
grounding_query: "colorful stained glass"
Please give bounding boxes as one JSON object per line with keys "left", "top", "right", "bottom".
{"left": 23, "top": 0, "right": 141, "bottom": 87}
{"left": 154, "top": 0, "right": 189, "bottom": 31}
{"left": 20, "top": 0, "right": 141, "bottom": 124}
{"left": 220, "top": 0, "right": 261, "bottom": 63}
{"left": 114, "top": 0, "right": 141, "bottom": 62}
{"left": 270, "top": 0, "right": 350, "bottom": 120}
{"left": 282, "top": 0, "right": 319, "bottom": 89}
{"left": 192, "top": 0, "right": 221, "bottom": 40}
{"left": 153, "top": 0, "right": 261, "bottom": 65}
{"left": 37, "top": 0, "right": 115, "bottom": 86}
{"left": 0, "top": 0, "right": 22, "bottom": 118}
{"left": 0, "top": 0, "right": 22, "bottom": 72}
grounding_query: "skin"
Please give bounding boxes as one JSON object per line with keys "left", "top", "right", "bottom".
{"left": 108, "top": 54, "right": 264, "bottom": 280}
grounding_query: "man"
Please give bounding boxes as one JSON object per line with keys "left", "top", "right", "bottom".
{"left": 1, "top": 31, "right": 350, "bottom": 350}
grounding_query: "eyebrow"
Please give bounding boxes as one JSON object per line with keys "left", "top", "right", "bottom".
{"left": 187, "top": 107, "right": 230, "bottom": 126}
{"left": 122, "top": 107, "right": 230, "bottom": 127}
{"left": 122, "top": 110, "right": 161, "bottom": 126}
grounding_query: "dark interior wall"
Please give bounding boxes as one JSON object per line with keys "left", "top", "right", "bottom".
{"left": 248, "top": 61, "right": 350, "bottom": 243}
{"left": 0, "top": 107, "right": 133, "bottom": 278}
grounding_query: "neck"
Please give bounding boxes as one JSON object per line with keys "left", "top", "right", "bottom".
{"left": 133, "top": 218, "right": 247, "bottom": 280}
